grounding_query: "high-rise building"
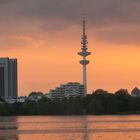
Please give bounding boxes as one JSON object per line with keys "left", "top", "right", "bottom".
{"left": 78, "top": 19, "right": 91, "bottom": 96}
{"left": 0, "top": 58, "right": 18, "bottom": 99}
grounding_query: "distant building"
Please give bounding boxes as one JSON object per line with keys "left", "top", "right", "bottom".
{"left": 131, "top": 87, "right": 140, "bottom": 97}
{"left": 17, "top": 96, "right": 27, "bottom": 103}
{"left": 0, "top": 58, "right": 18, "bottom": 99}
{"left": 46, "top": 82, "right": 85, "bottom": 99}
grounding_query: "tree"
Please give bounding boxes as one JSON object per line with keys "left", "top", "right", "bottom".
{"left": 29, "top": 92, "right": 44, "bottom": 97}
{"left": 114, "top": 89, "right": 131, "bottom": 112}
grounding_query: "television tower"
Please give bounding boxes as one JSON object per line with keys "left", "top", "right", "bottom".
{"left": 78, "top": 19, "right": 91, "bottom": 96}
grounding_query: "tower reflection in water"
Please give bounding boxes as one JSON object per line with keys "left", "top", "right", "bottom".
{"left": 82, "top": 116, "right": 89, "bottom": 140}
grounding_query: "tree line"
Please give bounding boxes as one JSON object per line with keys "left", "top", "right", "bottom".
{"left": 0, "top": 89, "right": 140, "bottom": 115}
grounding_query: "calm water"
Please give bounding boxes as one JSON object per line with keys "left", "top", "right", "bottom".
{"left": 0, "top": 115, "right": 140, "bottom": 140}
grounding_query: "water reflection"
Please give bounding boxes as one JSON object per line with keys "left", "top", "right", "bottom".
{"left": 0, "top": 117, "right": 18, "bottom": 129}
{"left": 0, "top": 117, "right": 18, "bottom": 140}
{"left": 0, "top": 115, "right": 140, "bottom": 140}
{"left": 82, "top": 116, "right": 89, "bottom": 140}
{"left": 0, "top": 135, "right": 18, "bottom": 140}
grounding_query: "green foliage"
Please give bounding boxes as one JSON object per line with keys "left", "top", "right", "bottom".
{"left": 1, "top": 89, "right": 140, "bottom": 115}
{"left": 29, "top": 92, "right": 44, "bottom": 97}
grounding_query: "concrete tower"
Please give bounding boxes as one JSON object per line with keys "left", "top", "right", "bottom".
{"left": 78, "top": 19, "right": 91, "bottom": 96}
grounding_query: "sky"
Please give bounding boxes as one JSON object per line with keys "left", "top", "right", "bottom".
{"left": 0, "top": 0, "right": 140, "bottom": 95}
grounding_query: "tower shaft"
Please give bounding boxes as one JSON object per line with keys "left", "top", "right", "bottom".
{"left": 83, "top": 63, "right": 87, "bottom": 96}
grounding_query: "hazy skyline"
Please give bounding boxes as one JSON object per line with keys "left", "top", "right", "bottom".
{"left": 0, "top": 0, "right": 140, "bottom": 95}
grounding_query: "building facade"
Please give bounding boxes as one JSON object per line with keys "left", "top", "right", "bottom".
{"left": 0, "top": 58, "right": 17, "bottom": 99}
{"left": 46, "top": 82, "right": 85, "bottom": 99}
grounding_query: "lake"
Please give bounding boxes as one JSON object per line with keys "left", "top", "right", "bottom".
{"left": 0, "top": 115, "right": 140, "bottom": 140}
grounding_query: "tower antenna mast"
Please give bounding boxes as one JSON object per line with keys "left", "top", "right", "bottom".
{"left": 78, "top": 18, "right": 91, "bottom": 96}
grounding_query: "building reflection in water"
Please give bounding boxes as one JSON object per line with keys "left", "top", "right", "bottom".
{"left": 0, "top": 116, "right": 19, "bottom": 140}
{"left": 0, "top": 135, "right": 18, "bottom": 140}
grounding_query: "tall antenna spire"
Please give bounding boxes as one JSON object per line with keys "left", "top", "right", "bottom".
{"left": 81, "top": 18, "right": 88, "bottom": 49}
{"left": 78, "top": 18, "right": 91, "bottom": 96}
{"left": 83, "top": 18, "right": 86, "bottom": 35}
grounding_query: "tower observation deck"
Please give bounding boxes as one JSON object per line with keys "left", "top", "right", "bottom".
{"left": 78, "top": 19, "right": 91, "bottom": 96}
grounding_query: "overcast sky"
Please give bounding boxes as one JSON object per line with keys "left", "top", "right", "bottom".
{"left": 1, "top": 0, "right": 140, "bottom": 45}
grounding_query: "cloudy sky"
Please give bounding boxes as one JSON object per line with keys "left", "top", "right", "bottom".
{"left": 0, "top": 0, "right": 140, "bottom": 95}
